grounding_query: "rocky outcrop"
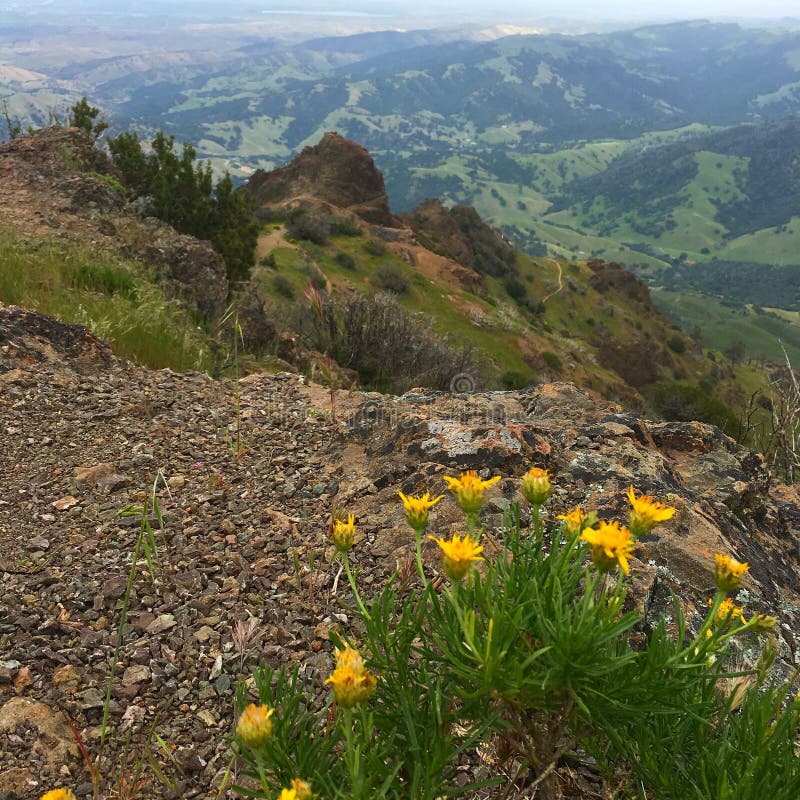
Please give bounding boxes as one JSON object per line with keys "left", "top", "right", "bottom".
{"left": 0, "top": 303, "right": 114, "bottom": 375}
{"left": 246, "top": 132, "right": 397, "bottom": 226}
{"left": 409, "top": 198, "right": 477, "bottom": 268}
{"left": 135, "top": 224, "right": 229, "bottom": 323}
{"left": 408, "top": 199, "right": 517, "bottom": 278}
{"left": 0, "top": 127, "right": 229, "bottom": 322}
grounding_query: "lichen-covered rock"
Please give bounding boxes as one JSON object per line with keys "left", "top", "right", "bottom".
{"left": 338, "top": 380, "right": 800, "bottom": 675}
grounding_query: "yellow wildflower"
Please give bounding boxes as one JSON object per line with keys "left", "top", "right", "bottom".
{"left": 443, "top": 470, "right": 500, "bottom": 514}
{"left": 711, "top": 597, "right": 746, "bottom": 626}
{"left": 520, "top": 467, "right": 551, "bottom": 506}
{"left": 428, "top": 533, "right": 484, "bottom": 581}
{"left": 714, "top": 552, "right": 749, "bottom": 593}
{"left": 278, "top": 791, "right": 298, "bottom": 800}
{"left": 626, "top": 486, "right": 676, "bottom": 536}
{"left": 332, "top": 513, "right": 356, "bottom": 553}
{"left": 325, "top": 665, "right": 377, "bottom": 709}
{"left": 236, "top": 703, "right": 275, "bottom": 747}
{"left": 40, "top": 792, "right": 77, "bottom": 800}
{"left": 398, "top": 491, "right": 444, "bottom": 531}
{"left": 580, "top": 520, "right": 636, "bottom": 576}
{"left": 556, "top": 505, "right": 592, "bottom": 535}
{"left": 290, "top": 779, "right": 313, "bottom": 800}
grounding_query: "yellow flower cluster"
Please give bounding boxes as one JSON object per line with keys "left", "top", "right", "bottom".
{"left": 236, "top": 703, "right": 275, "bottom": 748}
{"left": 325, "top": 645, "right": 377, "bottom": 709}
{"left": 556, "top": 505, "right": 596, "bottom": 535}
{"left": 443, "top": 470, "right": 500, "bottom": 514}
{"left": 40, "top": 791, "right": 76, "bottom": 800}
{"left": 713, "top": 596, "right": 746, "bottom": 625}
{"left": 428, "top": 533, "right": 484, "bottom": 581}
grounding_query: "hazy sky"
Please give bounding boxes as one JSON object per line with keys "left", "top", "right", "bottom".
{"left": 261, "top": 0, "right": 800, "bottom": 19}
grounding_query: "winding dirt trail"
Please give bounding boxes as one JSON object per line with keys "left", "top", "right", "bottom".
{"left": 541, "top": 258, "right": 563, "bottom": 304}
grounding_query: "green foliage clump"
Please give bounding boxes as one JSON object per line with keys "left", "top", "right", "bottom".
{"left": 68, "top": 96, "right": 108, "bottom": 141}
{"left": 362, "top": 237, "right": 387, "bottom": 256}
{"left": 667, "top": 333, "right": 687, "bottom": 354}
{"left": 328, "top": 215, "right": 362, "bottom": 237}
{"left": 650, "top": 380, "right": 741, "bottom": 435}
{"left": 502, "top": 369, "right": 534, "bottom": 389}
{"left": 334, "top": 251, "right": 357, "bottom": 270}
{"left": 285, "top": 211, "right": 330, "bottom": 245}
{"left": 72, "top": 262, "right": 138, "bottom": 299}
{"left": 372, "top": 263, "right": 410, "bottom": 295}
{"left": 542, "top": 350, "right": 563, "bottom": 372}
{"left": 108, "top": 131, "right": 258, "bottom": 284}
{"left": 272, "top": 274, "right": 296, "bottom": 299}
{"left": 88, "top": 171, "right": 125, "bottom": 194}
{"left": 503, "top": 275, "right": 528, "bottom": 302}
{"left": 0, "top": 231, "right": 212, "bottom": 371}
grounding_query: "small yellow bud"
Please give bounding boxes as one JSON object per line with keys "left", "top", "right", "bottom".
{"left": 40, "top": 791, "right": 77, "bottom": 800}
{"left": 750, "top": 613, "right": 778, "bottom": 633}
{"left": 236, "top": 703, "right": 275, "bottom": 747}
{"left": 520, "top": 467, "right": 551, "bottom": 506}
{"left": 332, "top": 514, "right": 356, "bottom": 552}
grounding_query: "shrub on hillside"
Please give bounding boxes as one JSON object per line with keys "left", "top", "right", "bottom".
{"left": 542, "top": 350, "right": 563, "bottom": 372}
{"left": 650, "top": 380, "right": 741, "bottom": 435}
{"left": 272, "top": 274, "right": 296, "bottom": 299}
{"left": 108, "top": 130, "right": 259, "bottom": 284}
{"left": 503, "top": 275, "right": 528, "bottom": 302}
{"left": 667, "top": 334, "right": 687, "bottom": 354}
{"left": 328, "top": 215, "right": 362, "bottom": 237}
{"left": 372, "top": 263, "right": 410, "bottom": 295}
{"left": 363, "top": 237, "right": 387, "bottom": 256}
{"left": 285, "top": 212, "right": 329, "bottom": 245}
{"left": 297, "top": 291, "right": 481, "bottom": 393}
{"left": 335, "top": 251, "right": 357, "bottom": 270}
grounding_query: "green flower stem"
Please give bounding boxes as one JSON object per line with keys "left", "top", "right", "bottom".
{"left": 343, "top": 551, "right": 371, "bottom": 622}
{"left": 341, "top": 707, "right": 361, "bottom": 800}
{"left": 413, "top": 526, "right": 428, "bottom": 587}
{"left": 531, "top": 504, "right": 544, "bottom": 542}
{"left": 696, "top": 591, "right": 725, "bottom": 643}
